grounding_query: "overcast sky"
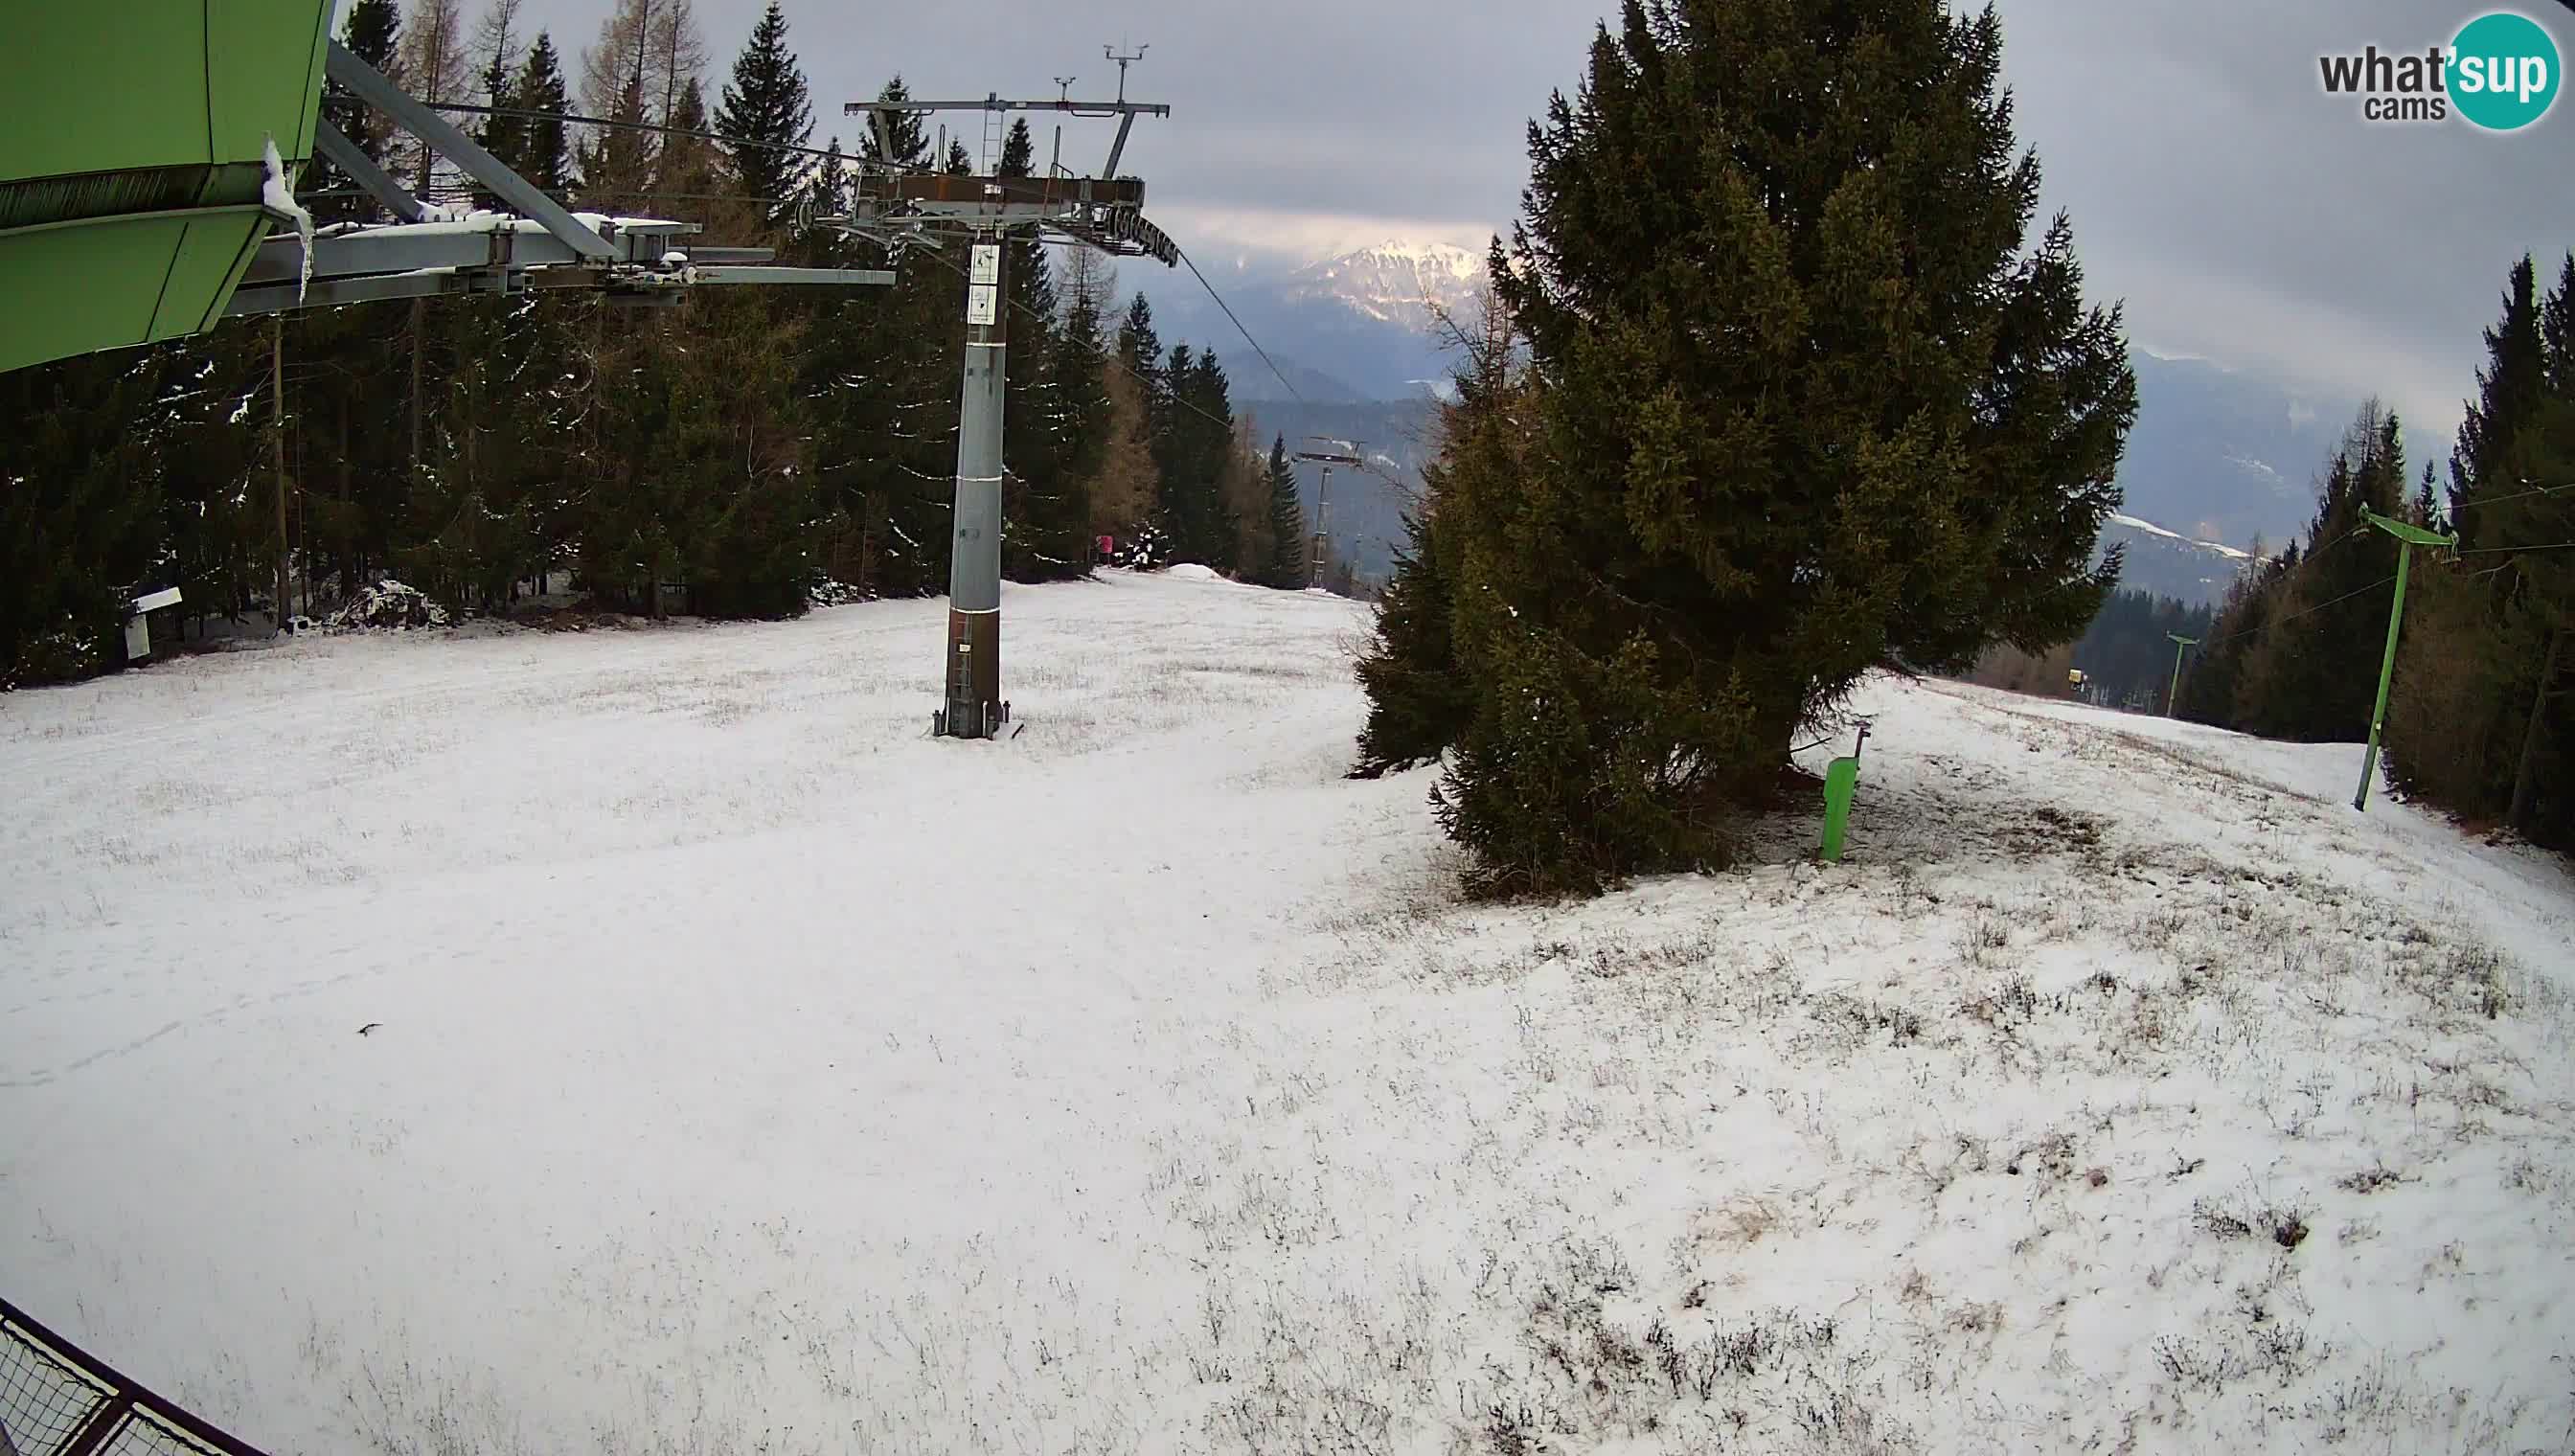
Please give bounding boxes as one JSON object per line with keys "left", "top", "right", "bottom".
{"left": 512, "top": 0, "right": 2574, "bottom": 432}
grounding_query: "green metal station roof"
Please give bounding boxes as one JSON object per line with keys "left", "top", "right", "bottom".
{"left": 1, "top": 1, "right": 334, "bottom": 375}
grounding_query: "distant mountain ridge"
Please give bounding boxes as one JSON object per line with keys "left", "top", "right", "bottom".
{"left": 1137, "top": 240, "right": 2444, "bottom": 600}
{"left": 1277, "top": 240, "right": 1487, "bottom": 331}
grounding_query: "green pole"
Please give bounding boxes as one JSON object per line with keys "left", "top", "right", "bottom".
{"left": 2165, "top": 633, "right": 2197, "bottom": 717}
{"left": 2353, "top": 542, "right": 2413, "bottom": 812}
{"left": 2352, "top": 507, "right": 2457, "bottom": 812}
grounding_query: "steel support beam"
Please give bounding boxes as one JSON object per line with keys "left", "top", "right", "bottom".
{"left": 325, "top": 39, "right": 613, "bottom": 259}
{"left": 844, "top": 98, "right": 1170, "bottom": 119}
{"left": 312, "top": 118, "right": 428, "bottom": 223}
{"left": 229, "top": 262, "right": 892, "bottom": 316}
{"left": 228, "top": 266, "right": 569, "bottom": 315}
{"left": 243, "top": 215, "right": 715, "bottom": 286}
{"left": 693, "top": 265, "right": 895, "bottom": 286}
{"left": 1105, "top": 113, "right": 1136, "bottom": 177}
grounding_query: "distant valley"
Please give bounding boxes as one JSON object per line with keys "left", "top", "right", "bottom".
{"left": 1129, "top": 241, "right": 2452, "bottom": 606}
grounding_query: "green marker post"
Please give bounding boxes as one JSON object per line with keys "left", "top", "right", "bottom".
{"left": 2353, "top": 508, "right": 2457, "bottom": 812}
{"left": 1819, "top": 720, "right": 1871, "bottom": 862}
{"left": 2165, "top": 633, "right": 2197, "bottom": 717}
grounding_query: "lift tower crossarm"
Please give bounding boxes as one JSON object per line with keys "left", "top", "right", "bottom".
{"left": 842, "top": 95, "right": 1169, "bottom": 178}
{"left": 325, "top": 39, "right": 614, "bottom": 259}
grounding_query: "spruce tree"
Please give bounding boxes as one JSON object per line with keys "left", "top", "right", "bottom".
{"left": 2454, "top": 256, "right": 2547, "bottom": 550}
{"left": 312, "top": 0, "right": 402, "bottom": 225}
{"left": 807, "top": 78, "right": 958, "bottom": 598}
{"left": 2178, "top": 546, "right": 2293, "bottom": 728}
{"left": 579, "top": 71, "right": 656, "bottom": 211}
{"left": 1354, "top": 312, "right": 1526, "bottom": 774}
{"left": 1263, "top": 435, "right": 1308, "bottom": 587}
{"left": 0, "top": 351, "right": 173, "bottom": 683}
{"left": 992, "top": 121, "right": 1084, "bottom": 580}
{"left": 714, "top": 0, "right": 813, "bottom": 224}
{"left": 1401, "top": 0, "right": 2136, "bottom": 894}
{"left": 857, "top": 76, "right": 929, "bottom": 173}
{"left": 514, "top": 33, "right": 577, "bottom": 195}
{"left": 1050, "top": 249, "right": 1117, "bottom": 558}
{"left": 2233, "top": 407, "right": 2406, "bottom": 740}
{"left": 1117, "top": 294, "right": 1162, "bottom": 380}
{"left": 656, "top": 78, "right": 722, "bottom": 199}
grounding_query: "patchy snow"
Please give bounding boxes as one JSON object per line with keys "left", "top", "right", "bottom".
{"left": 2, "top": 578, "right": 2571, "bottom": 1455}
{"left": 259, "top": 136, "right": 313, "bottom": 302}
{"left": 2109, "top": 512, "right": 2255, "bottom": 560}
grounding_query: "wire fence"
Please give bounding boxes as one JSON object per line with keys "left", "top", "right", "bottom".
{"left": 0, "top": 1299, "right": 269, "bottom": 1456}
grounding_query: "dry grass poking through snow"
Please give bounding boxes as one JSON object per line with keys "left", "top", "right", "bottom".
{"left": 1233, "top": 680, "right": 2575, "bottom": 1455}
{"left": 3, "top": 580, "right": 2572, "bottom": 1456}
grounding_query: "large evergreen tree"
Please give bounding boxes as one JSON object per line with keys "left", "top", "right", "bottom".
{"left": 991, "top": 120, "right": 1085, "bottom": 581}
{"left": 807, "top": 77, "right": 959, "bottom": 598}
{"left": 714, "top": 0, "right": 813, "bottom": 224}
{"left": 513, "top": 33, "right": 578, "bottom": 196}
{"left": 1261, "top": 435, "right": 1308, "bottom": 588}
{"left": 2454, "top": 256, "right": 2548, "bottom": 550}
{"left": 655, "top": 77, "right": 723, "bottom": 199}
{"left": 1382, "top": 0, "right": 2136, "bottom": 895}
{"left": 1050, "top": 248, "right": 1118, "bottom": 560}
{"left": 312, "top": 0, "right": 403, "bottom": 226}
{"left": 2232, "top": 405, "right": 2407, "bottom": 740}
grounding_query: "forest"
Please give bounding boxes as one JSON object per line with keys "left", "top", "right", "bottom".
{"left": 0, "top": 0, "right": 1320, "bottom": 687}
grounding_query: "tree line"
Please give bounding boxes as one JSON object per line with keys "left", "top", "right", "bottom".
{"left": 1966, "top": 588, "right": 2218, "bottom": 712}
{"left": 2176, "top": 254, "right": 2575, "bottom": 851}
{"left": 0, "top": 0, "right": 1316, "bottom": 686}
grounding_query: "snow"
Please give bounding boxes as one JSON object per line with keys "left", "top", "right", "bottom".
{"left": 2109, "top": 511, "right": 2254, "bottom": 559}
{"left": 260, "top": 136, "right": 313, "bottom": 303}
{"left": 1166, "top": 562, "right": 1220, "bottom": 580}
{"left": 338, "top": 212, "right": 681, "bottom": 241}
{"left": 4, "top": 577, "right": 2572, "bottom": 1454}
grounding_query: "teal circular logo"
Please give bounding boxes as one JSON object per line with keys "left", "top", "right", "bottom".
{"left": 2450, "top": 11, "right": 2561, "bottom": 130}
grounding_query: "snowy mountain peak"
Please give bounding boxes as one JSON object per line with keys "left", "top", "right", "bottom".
{"left": 1281, "top": 239, "right": 1490, "bottom": 330}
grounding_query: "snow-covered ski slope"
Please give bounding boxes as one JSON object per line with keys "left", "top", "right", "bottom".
{"left": 5, "top": 570, "right": 2573, "bottom": 1455}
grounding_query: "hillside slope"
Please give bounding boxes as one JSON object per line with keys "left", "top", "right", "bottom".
{"left": 3, "top": 576, "right": 2570, "bottom": 1454}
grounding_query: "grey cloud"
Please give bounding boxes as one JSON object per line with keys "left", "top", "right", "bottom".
{"left": 513, "top": 0, "right": 2572, "bottom": 433}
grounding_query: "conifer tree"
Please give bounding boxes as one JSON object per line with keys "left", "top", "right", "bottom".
{"left": 991, "top": 121, "right": 1084, "bottom": 580}
{"left": 2233, "top": 405, "right": 2407, "bottom": 740}
{"left": 808, "top": 78, "right": 958, "bottom": 598}
{"left": 1117, "top": 294, "right": 1162, "bottom": 382}
{"left": 2178, "top": 545, "right": 2293, "bottom": 727}
{"left": 0, "top": 351, "right": 173, "bottom": 683}
{"left": 313, "top": 0, "right": 403, "bottom": 225}
{"left": 513, "top": 33, "right": 578, "bottom": 195}
{"left": 656, "top": 77, "right": 722, "bottom": 199}
{"left": 1049, "top": 248, "right": 1117, "bottom": 561}
{"left": 1262, "top": 435, "right": 1308, "bottom": 588}
{"left": 714, "top": 0, "right": 813, "bottom": 224}
{"left": 1396, "top": 0, "right": 2136, "bottom": 894}
{"left": 2454, "top": 256, "right": 2548, "bottom": 549}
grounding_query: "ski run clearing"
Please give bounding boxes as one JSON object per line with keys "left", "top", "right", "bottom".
{"left": 6, "top": 570, "right": 2575, "bottom": 1456}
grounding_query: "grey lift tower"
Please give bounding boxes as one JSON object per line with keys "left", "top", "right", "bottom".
{"left": 1291, "top": 438, "right": 1365, "bottom": 585}
{"left": 836, "top": 60, "right": 1175, "bottom": 739}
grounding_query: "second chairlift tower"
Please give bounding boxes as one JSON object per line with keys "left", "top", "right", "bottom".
{"left": 836, "top": 54, "right": 1176, "bottom": 739}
